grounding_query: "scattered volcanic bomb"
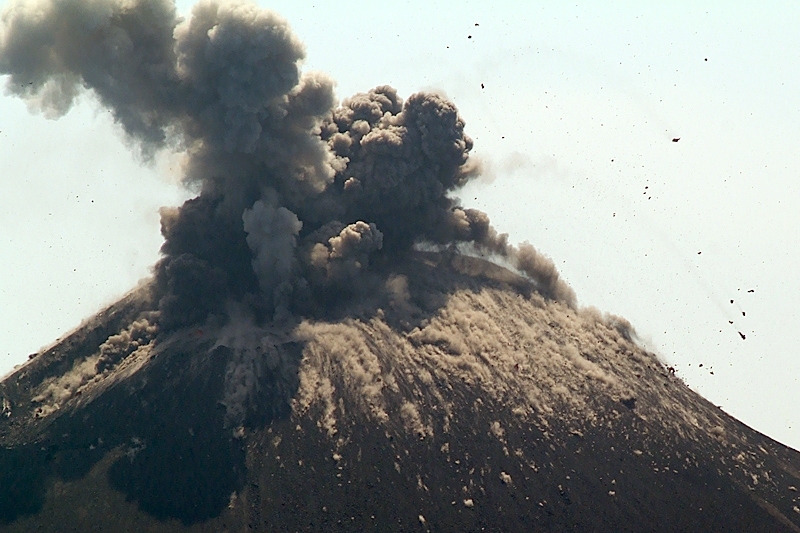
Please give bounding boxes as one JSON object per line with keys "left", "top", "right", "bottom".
{"left": 2, "top": 0, "right": 800, "bottom": 531}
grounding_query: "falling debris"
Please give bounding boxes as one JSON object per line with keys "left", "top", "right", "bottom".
{"left": 672, "top": 138, "right": 680, "bottom": 142}
{"left": 747, "top": 289, "right": 754, "bottom": 293}
{"left": 738, "top": 331, "right": 746, "bottom": 340}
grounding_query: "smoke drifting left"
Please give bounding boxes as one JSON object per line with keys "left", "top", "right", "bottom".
{"left": 0, "top": 0, "right": 573, "bottom": 331}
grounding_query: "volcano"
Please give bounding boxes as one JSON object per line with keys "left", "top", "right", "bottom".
{"left": 2, "top": 0, "right": 800, "bottom": 530}
{"left": 2, "top": 252, "right": 800, "bottom": 532}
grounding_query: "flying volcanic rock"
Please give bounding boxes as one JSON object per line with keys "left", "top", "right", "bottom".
{"left": 1, "top": 0, "right": 800, "bottom": 531}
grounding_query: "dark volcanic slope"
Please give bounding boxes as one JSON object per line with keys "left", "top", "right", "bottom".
{"left": 2, "top": 253, "right": 800, "bottom": 532}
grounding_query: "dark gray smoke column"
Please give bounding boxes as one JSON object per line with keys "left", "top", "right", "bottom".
{"left": 0, "top": 0, "right": 574, "bottom": 330}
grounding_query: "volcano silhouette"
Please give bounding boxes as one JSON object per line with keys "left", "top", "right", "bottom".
{"left": 1, "top": 252, "right": 799, "bottom": 532}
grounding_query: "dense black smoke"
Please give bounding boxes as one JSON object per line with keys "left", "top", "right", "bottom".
{"left": 0, "top": 0, "right": 574, "bottom": 330}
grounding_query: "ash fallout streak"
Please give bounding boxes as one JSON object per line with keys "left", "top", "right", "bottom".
{"left": 0, "top": 0, "right": 573, "bottom": 332}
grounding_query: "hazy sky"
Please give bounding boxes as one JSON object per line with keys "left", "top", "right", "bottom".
{"left": 2, "top": 1, "right": 799, "bottom": 450}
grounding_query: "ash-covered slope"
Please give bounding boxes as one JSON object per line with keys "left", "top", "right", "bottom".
{"left": 2, "top": 252, "right": 800, "bottom": 532}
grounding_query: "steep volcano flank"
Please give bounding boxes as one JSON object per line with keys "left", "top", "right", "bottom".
{"left": 0, "top": 254, "right": 799, "bottom": 532}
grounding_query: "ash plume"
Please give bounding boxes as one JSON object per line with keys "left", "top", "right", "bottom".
{"left": 0, "top": 0, "right": 572, "bottom": 325}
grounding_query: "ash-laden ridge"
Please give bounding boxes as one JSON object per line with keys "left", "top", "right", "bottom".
{"left": 2, "top": 252, "right": 800, "bottom": 532}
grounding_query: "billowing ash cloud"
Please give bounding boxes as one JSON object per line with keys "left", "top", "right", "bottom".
{"left": 0, "top": 0, "right": 574, "bottom": 331}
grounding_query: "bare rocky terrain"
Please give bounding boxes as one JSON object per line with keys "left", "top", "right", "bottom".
{"left": 2, "top": 252, "right": 800, "bottom": 532}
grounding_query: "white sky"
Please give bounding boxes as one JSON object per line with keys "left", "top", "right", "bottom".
{"left": 2, "top": 1, "right": 799, "bottom": 450}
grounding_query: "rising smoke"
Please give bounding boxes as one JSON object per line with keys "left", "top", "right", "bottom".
{"left": 0, "top": 0, "right": 574, "bottom": 330}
